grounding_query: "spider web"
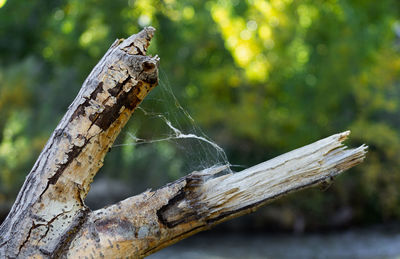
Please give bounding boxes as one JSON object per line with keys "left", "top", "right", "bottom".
{"left": 114, "top": 70, "right": 235, "bottom": 183}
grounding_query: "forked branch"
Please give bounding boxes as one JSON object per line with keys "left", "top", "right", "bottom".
{"left": 0, "top": 27, "right": 367, "bottom": 259}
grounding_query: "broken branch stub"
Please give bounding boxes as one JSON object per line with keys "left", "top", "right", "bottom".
{"left": 66, "top": 131, "right": 367, "bottom": 258}
{"left": 0, "top": 27, "right": 159, "bottom": 258}
{"left": 0, "top": 26, "right": 367, "bottom": 259}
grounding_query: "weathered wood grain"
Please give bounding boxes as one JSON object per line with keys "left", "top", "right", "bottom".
{"left": 0, "top": 26, "right": 367, "bottom": 259}
{"left": 0, "top": 27, "right": 159, "bottom": 258}
{"left": 66, "top": 131, "right": 366, "bottom": 258}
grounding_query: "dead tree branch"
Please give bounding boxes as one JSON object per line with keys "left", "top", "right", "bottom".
{"left": 66, "top": 131, "right": 366, "bottom": 258}
{"left": 0, "top": 27, "right": 159, "bottom": 258}
{"left": 0, "top": 27, "right": 366, "bottom": 258}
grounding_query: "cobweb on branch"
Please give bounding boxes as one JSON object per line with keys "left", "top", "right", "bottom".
{"left": 125, "top": 107, "right": 226, "bottom": 156}
{"left": 114, "top": 70, "right": 235, "bottom": 180}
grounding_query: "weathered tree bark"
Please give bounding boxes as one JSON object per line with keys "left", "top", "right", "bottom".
{"left": 0, "top": 27, "right": 367, "bottom": 258}
{"left": 0, "top": 27, "right": 159, "bottom": 258}
{"left": 65, "top": 131, "right": 367, "bottom": 258}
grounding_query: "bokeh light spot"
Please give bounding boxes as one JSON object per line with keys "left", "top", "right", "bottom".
{"left": 0, "top": 0, "right": 6, "bottom": 8}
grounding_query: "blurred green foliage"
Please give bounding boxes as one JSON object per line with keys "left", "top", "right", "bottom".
{"left": 1, "top": 0, "right": 400, "bottom": 229}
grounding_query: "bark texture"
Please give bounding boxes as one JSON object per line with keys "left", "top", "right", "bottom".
{"left": 65, "top": 131, "right": 366, "bottom": 258}
{"left": 0, "top": 27, "right": 159, "bottom": 258}
{"left": 0, "top": 26, "right": 367, "bottom": 259}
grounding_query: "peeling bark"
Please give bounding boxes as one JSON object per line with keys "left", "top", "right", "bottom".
{"left": 0, "top": 27, "right": 159, "bottom": 258}
{"left": 0, "top": 26, "right": 367, "bottom": 259}
{"left": 66, "top": 131, "right": 367, "bottom": 258}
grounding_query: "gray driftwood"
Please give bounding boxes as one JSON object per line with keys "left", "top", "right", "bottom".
{"left": 0, "top": 27, "right": 367, "bottom": 258}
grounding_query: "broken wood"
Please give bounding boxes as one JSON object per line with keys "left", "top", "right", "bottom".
{"left": 0, "top": 27, "right": 367, "bottom": 258}
{"left": 0, "top": 27, "right": 159, "bottom": 258}
{"left": 65, "top": 131, "right": 367, "bottom": 258}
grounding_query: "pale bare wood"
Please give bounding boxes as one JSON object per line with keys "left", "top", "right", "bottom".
{"left": 66, "top": 131, "right": 367, "bottom": 258}
{"left": 0, "top": 27, "right": 159, "bottom": 258}
{"left": 0, "top": 26, "right": 367, "bottom": 259}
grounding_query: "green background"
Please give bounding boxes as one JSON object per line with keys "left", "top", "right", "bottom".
{"left": 0, "top": 0, "right": 400, "bottom": 232}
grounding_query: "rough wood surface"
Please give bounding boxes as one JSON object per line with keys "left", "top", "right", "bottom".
{"left": 0, "top": 27, "right": 159, "bottom": 258}
{"left": 0, "top": 26, "right": 367, "bottom": 259}
{"left": 66, "top": 131, "right": 367, "bottom": 258}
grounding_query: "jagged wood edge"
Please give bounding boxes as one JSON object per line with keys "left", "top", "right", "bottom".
{"left": 66, "top": 131, "right": 367, "bottom": 258}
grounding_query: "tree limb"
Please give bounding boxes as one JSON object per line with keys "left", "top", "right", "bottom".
{"left": 0, "top": 26, "right": 367, "bottom": 259}
{"left": 66, "top": 131, "right": 367, "bottom": 258}
{"left": 0, "top": 27, "right": 159, "bottom": 258}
